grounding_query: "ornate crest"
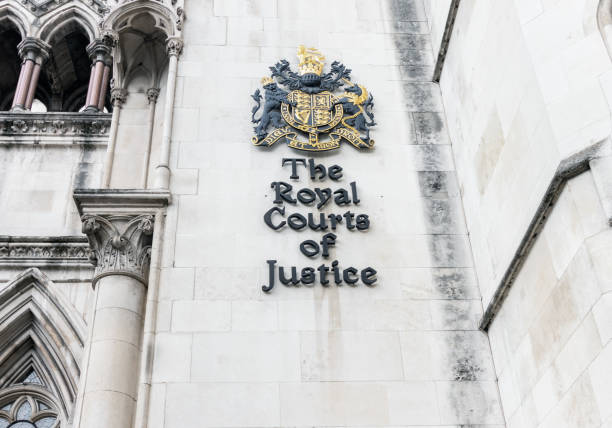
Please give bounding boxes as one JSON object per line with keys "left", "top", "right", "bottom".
{"left": 251, "top": 46, "right": 376, "bottom": 152}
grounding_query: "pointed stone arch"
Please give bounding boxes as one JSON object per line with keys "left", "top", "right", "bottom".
{"left": 104, "top": 3, "right": 176, "bottom": 92}
{"left": 36, "top": 4, "right": 99, "bottom": 43}
{"left": 0, "top": 268, "right": 86, "bottom": 422}
{"left": 0, "top": 3, "right": 31, "bottom": 39}
{"left": 104, "top": 2, "right": 179, "bottom": 38}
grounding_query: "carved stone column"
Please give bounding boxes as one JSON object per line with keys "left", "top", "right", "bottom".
{"left": 72, "top": 190, "right": 170, "bottom": 428}
{"left": 141, "top": 87, "right": 160, "bottom": 188}
{"left": 154, "top": 37, "right": 183, "bottom": 189}
{"left": 84, "top": 38, "right": 113, "bottom": 112}
{"left": 102, "top": 85, "right": 127, "bottom": 188}
{"left": 11, "top": 38, "right": 50, "bottom": 111}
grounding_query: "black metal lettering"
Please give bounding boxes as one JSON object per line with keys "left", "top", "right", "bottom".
{"left": 263, "top": 206, "right": 286, "bottom": 230}
{"left": 282, "top": 158, "right": 306, "bottom": 179}
{"left": 271, "top": 181, "right": 296, "bottom": 204}
{"left": 343, "top": 267, "right": 359, "bottom": 285}
{"left": 261, "top": 260, "right": 276, "bottom": 292}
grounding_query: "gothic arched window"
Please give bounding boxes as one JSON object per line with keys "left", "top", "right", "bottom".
{"left": 0, "top": 370, "right": 60, "bottom": 428}
{"left": 0, "top": 269, "right": 87, "bottom": 428}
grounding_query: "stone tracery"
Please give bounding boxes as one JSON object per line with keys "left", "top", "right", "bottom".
{"left": 0, "top": 268, "right": 86, "bottom": 427}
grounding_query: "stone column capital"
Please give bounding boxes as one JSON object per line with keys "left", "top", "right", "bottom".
{"left": 101, "top": 29, "right": 119, "bottom": 48}
{"left": 110, "top": 85, "right": 127, "bottom": 107}
{"left": 17, "top": 37, "right": 50, "bottom": 65}
{"left": 86, "top": 38, "right": 113, "bottom": 65}
{"left": 81, "top": 214, "right": 154, "bottom": 286}
{"left": 166, "top": 37, "right": 183, "bottom": 57}
{"left": 73, "top": 189, "right": 171, "bottom": 287}
{"left": 146, "top": 87, "right": 160, "bottom": 104}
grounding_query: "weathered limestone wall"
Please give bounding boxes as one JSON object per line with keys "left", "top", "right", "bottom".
{"left": 438, "top": 1, "right": 612, "bottom": 427}
{"left": 148, "top": 0, "right": 504, "bottom": 426}
{"left": 439, "top": 0, "right": 612, "bottom": 307}
{"left": 0, "top": 118, "right": 107, "bottom": 236}
{"left": 487, "top": 172, "right": 612, "bottom": 427}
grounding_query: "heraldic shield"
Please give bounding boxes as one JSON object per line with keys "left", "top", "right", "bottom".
{"left": 250, "top": 46, "right": 376, "bottom": 152}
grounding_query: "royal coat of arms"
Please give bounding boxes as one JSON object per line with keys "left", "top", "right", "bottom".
{"left": 251, "top": 46, "right": 376, "bottom": 152}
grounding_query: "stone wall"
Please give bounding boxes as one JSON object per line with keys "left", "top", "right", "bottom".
{"left": 148, "top": 0, "right": 504, "bottom": 426}
{"left": 0, "top": 112, "right": 108, "bottom": 236}
{"left": 0, "top": 111, "right": 105, "bottom": 364}
{"left": 424, "top": 0, "right": 452, "bottom": 68}
{"left": 487, "top": 171, "right": 612, "bottom": 427}
{"left": 438, "top": 0, "right": 612, "bottom": 427}
{"left": 439, "top": 0, "right": 612, "bottom": 307}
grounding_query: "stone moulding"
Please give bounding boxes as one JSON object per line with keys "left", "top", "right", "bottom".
{"left": 480, "top": 138, "right": 612, "bottom": 331}
{"left": 0, "top": 112, "right": 111, "bottom": 138}
{"left": 0, "top": 236, "right": 91, "bottom": 267}
{"left": 433, "top": 0, "right": 461, "bottom": 83}
{"left": 73, "top": 189, "right": 172, "bottom": 215}
{"left": 20, "top": 0, "right": 109, "bottom": 17}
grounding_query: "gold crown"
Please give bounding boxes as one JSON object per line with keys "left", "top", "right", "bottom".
{"left": 297, "top": 45, "right": 325, "bottom": 76}
{"left": 261, "top": 76, "right": 275, "bottom": 85}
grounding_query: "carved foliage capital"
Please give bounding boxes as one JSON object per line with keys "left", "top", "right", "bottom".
{"left": 101, "top": 29, "right": 119, "bottom": 48}
{"left": 166, "top": 37, "right": 184, "bottom": 57}
{"left": 146, "top": 88, "right": 160, "bottom": 104}
{"left": 110, "top": 85, "right": 127, "bottom": 106}
{"left": 81, "top": 214, "right": 154, "bottom": 286}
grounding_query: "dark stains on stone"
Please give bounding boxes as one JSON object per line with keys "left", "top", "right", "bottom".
{"left": 398, "top": 65, "right": 434, "bottom": 82}
{"left": 73, "top": 144, "right": 98, "bottom": 189}
{"left": 397, "top": 49, "right": 434, "bottom": 66}
{"left": 385, "top": 20, "right": 429, "bottom": 34}
{"left": 402, "top": 83, "right": 444, "bottom": 111}
{"left": 428, "top": 235, "right": 471, "bottom": 267}
{"left": 73, "top": 165, "right": 89, "bottom": 189}
{"left": 447, "top": 333, "right": 484, "bottom": 381}
{"left": 431, "top": 300, "right": 480, "bottom": 330}
{"left": 424, "top": 198, "right": 461, "bottom": 234}
{"left": 387, "top": 0, "right": 497, "bottom": 422}
{"left": 393, "top": 34, "right": 431, "bottom": 51}
{"left": 418, "top": 171, "right": 459, "bottom": 198}
{"left": 414, "top": 145, "right": 451, "bottom": 171}
{"left": 386, "top": 0, "right": 427, "bottom": 21}
{"left": 414, "top": 112, "right": 450, "bottom": 144}
{"left": 453, "top": 357, "right": 483, "bottom": 381}
{"left": 433, "top": 269, "right": 469, "bottom": 299}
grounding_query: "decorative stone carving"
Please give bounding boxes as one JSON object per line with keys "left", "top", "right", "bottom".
{"left": 110, "top": 85, "right": 127, "bottom": 107}
{"left": 146, "top": 87, "right": 160, "bottom": 104}
{"left": 21, "top": 0, "right": 109, "bottom": 17}
{"left": 0, "top": 112, "right": 111, "bottom": 137}
{"left": 176, "top": 6, "right": 185, "bottom": 31}
{"left": 101, "top": 29, "right": 119, "bottom": 49}
{"left": 81, "top": 214, "right": 155, "bottom": 286}
{"left": 166, "top": 37, "right": 184, "bottom": 57}
{"left": 0, "top": 236, "right": 91, "bottom": 267}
